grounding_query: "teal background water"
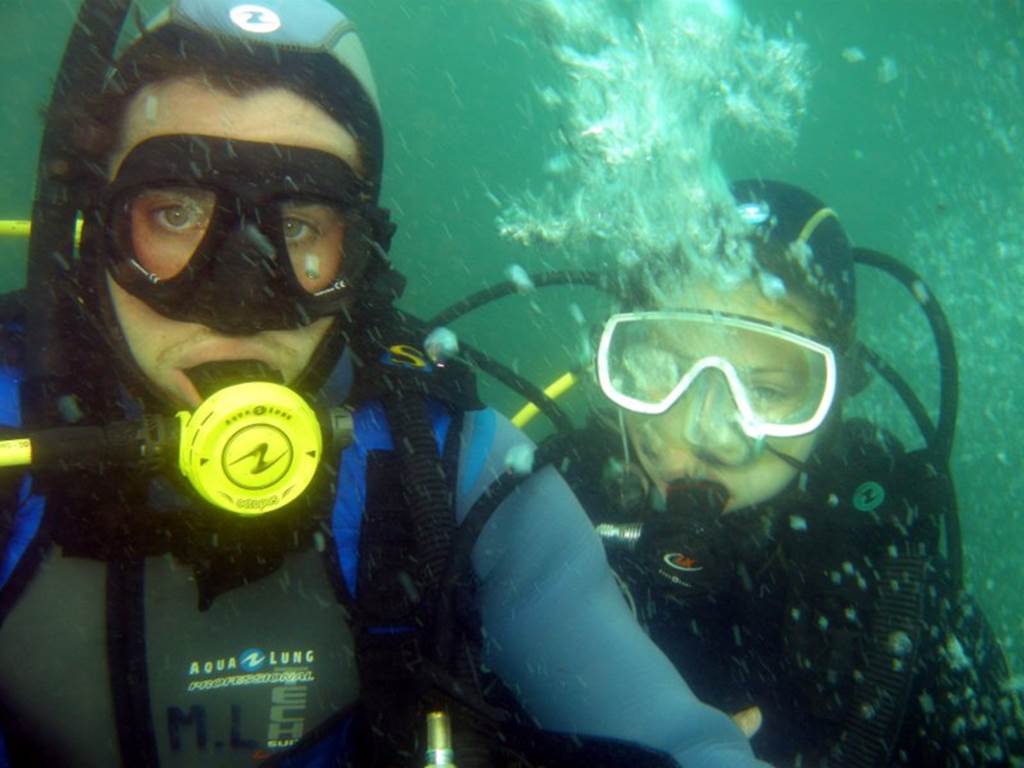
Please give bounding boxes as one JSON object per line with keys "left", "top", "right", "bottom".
{"left": 1, "top": 1, "right": 1021, "bottom": 671}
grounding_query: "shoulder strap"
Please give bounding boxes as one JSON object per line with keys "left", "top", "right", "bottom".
{"left": 106, "top": 559, "right": 159, "bottom": 766}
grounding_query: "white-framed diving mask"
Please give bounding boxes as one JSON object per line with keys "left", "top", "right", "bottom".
{"left": 597, "top": 311, "right": 837, "bottom": 440}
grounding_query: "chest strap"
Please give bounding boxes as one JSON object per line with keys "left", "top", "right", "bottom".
{"left": 107, "top": 559, "right": 159, "bottom": 766}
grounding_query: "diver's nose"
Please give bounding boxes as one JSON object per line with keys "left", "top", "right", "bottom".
{"left": 680, "top": 371, "right": 760, "bottom": 467}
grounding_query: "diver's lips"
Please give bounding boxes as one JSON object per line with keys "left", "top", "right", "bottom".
{"left": 170, "top": 339, "right": 291, "bottom": 372}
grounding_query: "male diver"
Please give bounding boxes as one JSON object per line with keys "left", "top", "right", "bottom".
{"left": 0, "top": 1, "right": 768, "bottom": 766}
{"left": 557, "top": 179, "right": 1024, "bottom": 765}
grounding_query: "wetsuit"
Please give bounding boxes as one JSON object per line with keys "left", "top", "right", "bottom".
{"left": 565, "top": 418, "right": 1024, "bottom": 766}
{"left": 0, "top": 352, "right": 764, "bottom": 768}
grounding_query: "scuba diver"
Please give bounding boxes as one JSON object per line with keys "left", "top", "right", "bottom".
{"left": 0, "top": 1, "right": 769, "bottom": 766}
{"left": 547, "top": 179, "right": 1024, "bottom": 765}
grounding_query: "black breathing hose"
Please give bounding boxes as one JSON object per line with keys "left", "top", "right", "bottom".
{"left": 853, "top": 248, "right": 959, "bottom": 464}
{"left": 24, "top": 0, "right": 132, "bottom": 428}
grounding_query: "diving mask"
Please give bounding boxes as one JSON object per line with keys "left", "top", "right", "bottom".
{"left": 598, "top": 311, "right": 837, "bottom": 439}
{"left": 96, "top": 134, "right": 386, "bottom": 333}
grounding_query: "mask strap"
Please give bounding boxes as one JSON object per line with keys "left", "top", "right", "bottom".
{"left": 765, "top": 442, "right": 810, "bottom": 471}
{"left": 618, "top": 409, "right": 632, "bottom": 470}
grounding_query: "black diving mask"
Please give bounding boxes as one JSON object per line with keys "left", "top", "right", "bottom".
{"left": 97, "top": 134, "right": 387, "bottom": 333}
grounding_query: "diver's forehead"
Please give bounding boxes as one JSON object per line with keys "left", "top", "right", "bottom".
{"left": 666, "top": 280, "right": 817, "bottom": 337}
{"left": 112, "top": 77, "right": 360, "bottom": 177}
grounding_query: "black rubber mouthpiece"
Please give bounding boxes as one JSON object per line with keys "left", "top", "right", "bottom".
{"left": 185, "top": 360, "right": 283, "bottom": 400}
{"left": 665, "top": 480, "right": 729, "bottom": 534}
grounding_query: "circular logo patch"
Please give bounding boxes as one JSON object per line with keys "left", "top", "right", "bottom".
{"left": 229, "top": 5, "right": 282, "bottom": 34}
{"left": 853, "top": 481, "right": 885, "bottom": 512}
{"left": 662, "top": 552, "right": 703, "bottom": 573}
{"left": 223, "top": 424, "right": 293, "bottom": 490}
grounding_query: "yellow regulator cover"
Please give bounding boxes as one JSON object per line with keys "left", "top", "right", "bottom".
{"left": 177, "top": 382, "right": 323, "bottom": 516}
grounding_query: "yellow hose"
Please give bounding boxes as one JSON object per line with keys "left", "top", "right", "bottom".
{"left": 511, "top": 371, "right": 578, "bottom": 429}
{"left": 0, "top": 438, "right": 32, "bottom": 467}
{"left": 0, "top": 219, "right": 83, "bottom": 242}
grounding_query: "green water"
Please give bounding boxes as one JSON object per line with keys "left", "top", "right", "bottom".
{"left": 0, "top": 0, "right": 1021, "bottom": 675}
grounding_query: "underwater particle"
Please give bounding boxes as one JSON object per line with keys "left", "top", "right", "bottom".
{"left": 918, "top": 691, "right": 936, "bottom": 714}
{"left": 817, "top": 615, "right": 829, "bottom": 631}
{"left": 544, "top": 153, "right": 573, "bottom": 175}
{"left": 889, "top": 630, "right": 913, "bottom": 656}
{"left": 877, "top": 56, "right": 900, "bottom": 84}
{"left": 303, "top": 253, "right": 321, "bottom": 280}
{"left": 911, "top": 279, "right": 930, "bottom": 304}
{"left": 57, "top": 394, "right": 84, "bottom": 424}
{"left": 242, "top": 224, "right": 275, "bottom": 258}
{"left": 144, "top": 94, "right": 159, "bottom": 123}
{"left": 569, "top": 303, "right": 585, "bottom": 325}
{"left": 618, "top": 248, "right": 641, "bottom": 268}
{"left": 789, "top": 515, "right": 808, "bottom": 531}
{"left": 841, "top": 46, "right": 866, "bottom": 64}
{"left": 505, "top": 444, "right": 536, "bottom": 476}
{"left": 537, "top": 85, "right": 563, "bottom": 108}
{"left": 737, "top": 200, "right": 771, "bottom": 225}
{"left": 758, "top": 271, "right": 787, "bottom": 300}
{"left": 944, "top": 634, "right": 970, "bottom": 670}
{"left": 505, "top": 264, "right": 535, "bottom": 293}
{"left": 424, "top": 327, "right": 459, "bottom": 364}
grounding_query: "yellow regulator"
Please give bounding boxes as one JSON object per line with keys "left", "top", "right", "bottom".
{"left": 176, "top": 382, "right": 323, "bottom": 516}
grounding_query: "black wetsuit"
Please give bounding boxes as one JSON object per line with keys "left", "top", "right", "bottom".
{"left": 0, "top": 383, "right": 763, "bottom": 767}
{"left": 563, "top": 418, "right": 1024, "bottom": 766}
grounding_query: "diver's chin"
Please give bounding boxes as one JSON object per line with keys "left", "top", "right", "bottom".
{"left": 168, "top": 370, "right": 203, "bottom": 409}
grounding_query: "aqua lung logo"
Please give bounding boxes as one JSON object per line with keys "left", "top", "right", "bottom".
{"left": 229, "top": 4, "right": 282, "bottom": 34}
{"left": 223, "top": 424, "right": 293, "bottom": 490}
{"left": 240, "top": 648, "right": 267, "bottom": 672}
{"left": 188, "top": 648, "right": 315, "bottom": 677}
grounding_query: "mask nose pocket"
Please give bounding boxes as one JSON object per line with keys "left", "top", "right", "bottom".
{"left": 681, "top": 371, "right": 761, "bottom": 466}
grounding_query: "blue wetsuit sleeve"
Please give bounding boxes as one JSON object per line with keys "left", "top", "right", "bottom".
{"left": 456, "top": 410, "right": 768, "bottom": 768}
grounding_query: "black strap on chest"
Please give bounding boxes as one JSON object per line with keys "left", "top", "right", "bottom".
{"left": 834, "top": 554, "right": 927, "bottom": 767}
{"left": 107, "top": 558, "right": 159, "bottom": 766}
{"left": 352, "top": 393, "right": 509, "bottom": 766}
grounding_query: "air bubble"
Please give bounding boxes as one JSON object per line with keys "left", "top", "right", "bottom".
{"left": 505, "top": 444, "right": 536, "bottom": 476}
{"left": 424, "top": 327, "right": 459, "bottom": 364}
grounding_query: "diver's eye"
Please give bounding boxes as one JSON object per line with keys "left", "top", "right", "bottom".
{"left": 749, "top": 386, "right": 787, "bottom": 405}
{"left": 133, "top": 188, "right": 213, "bottom": 234}
{"left": 282, "top": 217, "right": 321, "bottom": 244}
{"left": 154, "top": 204, "right": 204, "bottom": 231}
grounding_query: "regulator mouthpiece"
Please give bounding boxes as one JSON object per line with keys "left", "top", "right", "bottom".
{"left": 176, "top": 382, "right": 323, "bottom": 515}
{"left": 665, "top": 479, "right": 729, "bottom": 533}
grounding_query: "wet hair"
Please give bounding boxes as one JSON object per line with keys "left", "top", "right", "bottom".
{"left": 49, "top": 26, "right": 375, "bottom": 185}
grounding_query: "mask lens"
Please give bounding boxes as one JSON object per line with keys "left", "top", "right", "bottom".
{"left": 601, "top": 313, "right": 833, "bottom": 434}
{"left": 279, "top": 200, "right": 347, "bottom": 295}
{"left": 115, "top": 186, "right": 216, "bottom": 281}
